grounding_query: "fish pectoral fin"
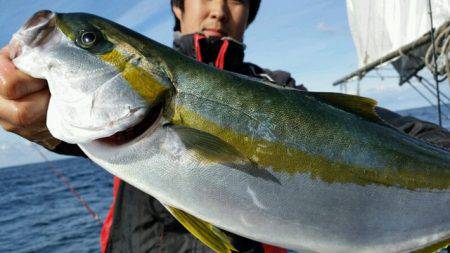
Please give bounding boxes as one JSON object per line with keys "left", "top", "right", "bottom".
{"left": 413, "top": 236, "right": 450, "bottom": 253}
{"left": 168, "top": 125, "right": 247, "bottom": 165}
{"left": 163, "top": 205, "right": 237, "bottom": 253}
{"left": 309, "top": 92, "right": 384, "bottom": 124}
{"left": 168, "top": 125, "right": 280, "bottom": 184}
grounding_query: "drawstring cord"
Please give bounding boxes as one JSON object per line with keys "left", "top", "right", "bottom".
{"left": 194, "top": 33, "right": 230, "bottom": 70}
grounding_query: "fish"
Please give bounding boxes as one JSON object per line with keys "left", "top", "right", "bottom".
{"left": 9, "top": 10, "right": 450, "bottom": 253}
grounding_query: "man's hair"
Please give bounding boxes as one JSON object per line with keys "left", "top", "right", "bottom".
{"left": 170, "top": 0, "right": 261, "bottom": 31}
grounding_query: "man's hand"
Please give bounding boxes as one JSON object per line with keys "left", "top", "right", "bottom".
{"left": 0, "top": 46, "right": 60, "bottom": 149}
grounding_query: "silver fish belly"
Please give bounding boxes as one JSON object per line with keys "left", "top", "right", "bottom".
{"left": 80, "top": 123, "right": 450, "bottom": 253}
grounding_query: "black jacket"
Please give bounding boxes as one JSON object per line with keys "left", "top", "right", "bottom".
{"left": 51, "top": 33, "right": 450, "bottom": 253}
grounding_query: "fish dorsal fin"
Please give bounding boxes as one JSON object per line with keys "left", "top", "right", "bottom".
{"left": 167, "top": 125, "right": 247, "bottom": 164}
{"left": 413, "top": 236, "right": 450, "bottom": 253}
{"left": 163, "top": 205, "right": 237, "bottom": 253}
{"left": 309, "top": 92, "right": 383, "bottom": 123}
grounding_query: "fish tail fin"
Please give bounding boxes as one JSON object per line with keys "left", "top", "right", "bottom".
{"left": 413, "top": 237, "right": 450, "bottom": 253}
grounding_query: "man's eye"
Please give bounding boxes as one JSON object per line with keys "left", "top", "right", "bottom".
{"left": 231, "top": 0, "right": 247, "bottom": 5}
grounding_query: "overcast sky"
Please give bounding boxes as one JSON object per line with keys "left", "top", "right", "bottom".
{"left": 0, "top": 0, "right": 448, "bottom": 167}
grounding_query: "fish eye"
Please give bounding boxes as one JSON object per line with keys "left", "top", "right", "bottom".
{"left": 77, "top": 31, "right": 97, "bottom": 48}
{"left": 81, "top": 32, "right": 96, "bottom": 45}
{"left": 74, "top": 29, "right": 113, "bottom": 54}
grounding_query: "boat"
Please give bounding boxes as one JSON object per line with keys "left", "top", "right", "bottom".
{"left": 334, "top": 0, "right": 450, "bottom": 126}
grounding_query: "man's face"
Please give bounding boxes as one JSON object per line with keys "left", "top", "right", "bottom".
{"left": 173, "top": 0, "right": 250, "bottom": 41}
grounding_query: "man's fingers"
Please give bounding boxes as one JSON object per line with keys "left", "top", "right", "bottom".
{"left": 0, "top": 88, "right": 50, "bottom": 128}
{"left": 1, "top": 46, "right": 9, "bottom": 58}
{"left": 0, "top": 46, "right": 59, "bottom": 149}
{"left": 0, "top": 118, "right": 51, "bottom": 142}
{"left": 0, "top": 118, "right": 16, "bottom": 132}
{"left": 0, "top": 53, "right": 47, "bottom": 99}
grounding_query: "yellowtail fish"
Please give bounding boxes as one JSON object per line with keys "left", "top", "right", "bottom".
{"left": 9, "top": 10, "right": 450, "bottom": 253}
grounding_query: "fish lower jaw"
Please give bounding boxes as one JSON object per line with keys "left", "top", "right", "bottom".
{"left": 96, "top": 103, "right": 164, "bottom": 145}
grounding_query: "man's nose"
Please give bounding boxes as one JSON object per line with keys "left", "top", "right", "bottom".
{"left": 209, "top": 0, "right": 229, "bottom": 22}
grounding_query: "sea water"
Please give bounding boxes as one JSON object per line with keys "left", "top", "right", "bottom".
{"left": 0, "top": 158, "right": 112, "bottom": 253}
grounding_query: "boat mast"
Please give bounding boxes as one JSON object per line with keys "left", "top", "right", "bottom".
{"left": 427, "top": 0, "right": 442, "bottom": 126}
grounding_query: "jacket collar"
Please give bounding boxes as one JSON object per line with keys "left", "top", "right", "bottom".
{"left": 172, "top": 32, "right": 246, "bottom": 71}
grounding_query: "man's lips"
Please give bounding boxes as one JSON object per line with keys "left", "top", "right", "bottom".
{"left": 203, "top": 29, "right": 226, "bottom": 37}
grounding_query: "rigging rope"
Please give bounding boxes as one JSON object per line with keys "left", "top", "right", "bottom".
{"left": 407, "top": 81, "right": 450, "bottom": 121}
{"left": 420, "top": 76, "right": 450, "bottom": 104}
{"left": 425, "top": 26, "right": 450, "bottom": 79}
{"left": 407, "top": 82, "right": 437, "bottom": 108}
{"left": 31, "top": 144, "right": 103, "bottom": 225}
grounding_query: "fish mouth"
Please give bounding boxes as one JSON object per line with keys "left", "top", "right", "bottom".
{"left": 97, "top": 103, "right": 164, "bottom": 145}
{"left": 10, "top": 10, "right": 56, "bottom": 59}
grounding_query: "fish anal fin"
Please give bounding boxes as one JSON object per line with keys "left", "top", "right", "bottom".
{"left": 164, "top": 205, "right": 237, "bottom": 253}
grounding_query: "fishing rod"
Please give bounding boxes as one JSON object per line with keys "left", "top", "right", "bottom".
{"left": 31, "top": 144, "right": 103, "bottom": 225}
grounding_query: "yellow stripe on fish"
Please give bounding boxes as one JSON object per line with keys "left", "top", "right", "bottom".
{"left": 100, "top": 48, "right": 167, "bottom": 104}
{"left": 171, "top": 104, "right": 450, "bottom": 191}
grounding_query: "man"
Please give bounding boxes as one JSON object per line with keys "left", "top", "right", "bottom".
{"left": 0, "top": 1, "right": 449, "bottom": 253}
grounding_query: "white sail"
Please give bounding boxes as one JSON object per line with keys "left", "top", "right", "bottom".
{"left": 346, "top": 0, "right": 450, "bottom": 67}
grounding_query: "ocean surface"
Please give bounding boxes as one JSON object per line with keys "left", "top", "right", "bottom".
{"left": 0, "top": 158, "right": 113, "bottom": 253}
{"left": 0, "top": 105, "right": 449, "bottom": 253}
{"left": 397, "top": 103, "right": 450, "bottom": 129}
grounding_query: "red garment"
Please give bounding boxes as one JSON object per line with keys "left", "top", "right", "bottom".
{"left": 100, "top": 177, "right": 121, "bottom": 253}
{"left": 214, "top": 39, "right": 229, "bottom": 69}
{"left": 263, "top": 244, "right": 288, "bottom": 253}
{"left": 194, "top": 33, "right": 206, "bottom": 62}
